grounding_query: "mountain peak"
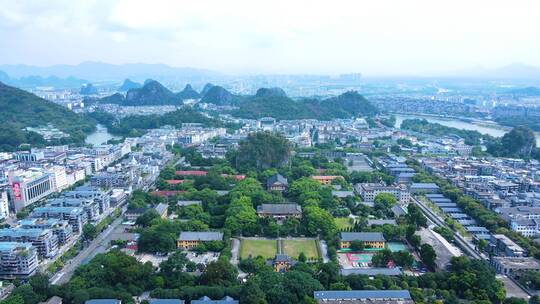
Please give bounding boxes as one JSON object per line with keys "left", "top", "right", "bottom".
{"left": 119, "top": 78, "right": 142, "bottom": 91}
{"left": 177, "top": 84, "right": 200, "bottom": 100}
{"left": 255, "top": 87, "right": 287, "bottom": 98}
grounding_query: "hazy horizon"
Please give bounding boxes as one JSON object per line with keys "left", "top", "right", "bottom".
{"left": 2, "top": 0, "right": 540, "bottom": 76}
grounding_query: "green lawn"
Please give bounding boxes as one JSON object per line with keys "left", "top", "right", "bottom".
{"left": 335, "top": 217, "right": 354, "bottom": 230}
{"left": 240, "top": 239, "right": 277, "bottom": 259}
{"left": 282, "top": 239, "right": 320, "bottom": 260}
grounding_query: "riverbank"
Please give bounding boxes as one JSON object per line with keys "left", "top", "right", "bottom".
{"left": 393, "top": 113, "right": 540, "bottom": 147}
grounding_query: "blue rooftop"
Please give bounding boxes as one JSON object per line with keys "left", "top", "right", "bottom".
{"left": 85, "top": 300, "right": 121, "bottom": 304}
{"left": 149, "top": 300, "right": 184, "bottom": 304}
{"left": 0, "top": 228, "right": 49, "bottom": 238}
{"left": 314, "top": 290, "right": 412, "bottom": 300}
{"left": 191, "top": 296, "right": 238, "bottom": 304}
{"left": 0, "top": 242, "right": 34, "bottom": 252}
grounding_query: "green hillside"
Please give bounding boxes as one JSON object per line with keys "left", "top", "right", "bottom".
{"left": 232, "top": 90, "right": 378, "bottom": 120}
{"left": 0, "top": 82, "right": 95, "bottom": 151}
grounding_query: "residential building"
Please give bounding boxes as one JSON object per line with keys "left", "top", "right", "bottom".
{"left": 313, "top": 290, "right": 413, "bottom": 304}
{"left": 0, "top": 228, "right": 59, "bottom": 258}
{"left": 490, "top": 256, "right": 540, "bottom": 275}
{"left": 177, "top": 231, "right": 223, "bottom": 249}
{"left": 0, "top": 191, "right": 9, "bottom": 219}
{"left": 31, "top": 206, "right": 88, "bottom": 233}
{"left": 410, "top": 183, "right": 440, "bottom": 194}
{"left": 340, "top": 232, "right": 386, "bottom": 249}
{"left": 191, "top": 296, "right": 238, "bottom": 304}
{"left": 19, "top": 218, "right": 73, "bottom": 245}
{"left": 154, "top": 203, "right": 168, "bottom": 218}
{"left": 85, "top": 300, "right": 121, "bottom": 304}
{"left": 0, "top": 242, "right": 38, "bottom": 279}
{"left": 355, "top": 183, "right": 410, "bottom": 204}
{"left": 489, "top": 234, "right": 526, "bottom": 257}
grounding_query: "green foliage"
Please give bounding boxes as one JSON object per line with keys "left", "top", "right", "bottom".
{"left": 303, "top": 206, "right": 337, "bottom": 238}
{"left": 107, "top": 107, "right": 226, "bottom": 136}
{"left": 232, "top": 91, "right": 378, "bottom": 120}
{"left": 349, "top": 171, "right": 394, "bottom": 185}
{"left": 136, "top": 209, "right": 161, "bottom": 227}
{"left": 224, "top": 196, "right": 258, "bottom": 235}
{"left": 0, "top": 82, "right": 96, "bottom": 151}
{"left": 235, "top": 131, "right": 292, "bottom": 171}
{"left": 82, "top": 224, "right": 98, "bottom": 240}
{"left": 419, "top": 244, "right": 437, "bottom": 269}
{"left": 401, "top": 118, "right": 491, "bottom": 146}
{"left": 488, "top": 126, "right": 537, "bottom": 158}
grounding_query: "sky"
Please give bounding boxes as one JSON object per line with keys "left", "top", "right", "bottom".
{"left": 1, "top": 0, "right": 540, "bottom": 76}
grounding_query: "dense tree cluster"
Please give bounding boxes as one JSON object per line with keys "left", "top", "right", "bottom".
{"left": 0, "top": 82, "right": 96, "bottom": 151}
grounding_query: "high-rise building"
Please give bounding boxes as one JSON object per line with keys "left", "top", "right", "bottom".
{"left": 0, "top": 191, "right": 9, "bottom": 219}
{"left": 8, "top": 169, "right": 53, "bottom": 212}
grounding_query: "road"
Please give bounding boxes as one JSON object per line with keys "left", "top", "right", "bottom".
{"left": 50, "top": 214, "right": 125, "bottom": 285}
{"left": 412, "top": 197, "right": 484, "bottom": 260}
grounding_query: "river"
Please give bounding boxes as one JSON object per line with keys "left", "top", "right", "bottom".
{"left": 85, "top": 124, "right": 120, "bottom": 146}
{"left": 394, "top": 113, "right": 540, "bottom": 146}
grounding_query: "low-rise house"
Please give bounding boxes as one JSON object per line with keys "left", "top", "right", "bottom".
{"left": 313, "top": 290, "right": 413, "bottom": 304}
{"left": 490, "top": 256, "right": 540, "bottom": 275}
{"left": 256, "top": 204, "right": 302, "bottom": 220}
{"left": 340, "top": 232, "right": 386, "bottom": 249}
{"left": 85, "top": 300, "right": 121, "bottom": 304}
{"left": 177, "top": 200, "right": 202, "bottom": 207}
{"left": 410, "top": 183, "right": 440, "bottom": 194}
{"left": 177, "top": 231, "right": 224, "bottom": 249}
{"left": 490, "top": 234, "right": 526, "bottom": 257}
{"left": 125, "top": 208, "right": 147, "bottom": 222}
{"left": 154, "top": 203, "right": 168, "bottom": 218}
{"left": 266, "top": 174, "right": 288, "bottom": 192}
{"left": 148, "top": 299, "right": 184, "bottom": 304}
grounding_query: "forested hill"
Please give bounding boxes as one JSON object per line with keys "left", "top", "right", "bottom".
{"left": 232, "top": 90, "right": 378, "bottom": 120}
{"left": 0, "top": 81, "right": 95, "bottom": 151}
{"left": 99, "top": 80, "right": 183, "bottom": 106}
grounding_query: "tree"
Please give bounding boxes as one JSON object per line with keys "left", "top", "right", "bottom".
{"left": 349, "top": 240, "right": 365, "bottom": 251}
{"left": 82, "top": 224, "right": 98, "bottom": 240}
{"left": 240, "top": 280, "right": 267, "bottom": 304}
{"left": 303, "top": 206, "right": 337, "bottom": 237}
{"left": 236, "top": 131, "right": 292, "bottom": 170}
{"left": 420, "top": 244, "right": 437, "bottom": 269}
{"left": 224, "top": 196, "right": 258, "bottom": 235}
{"left": 199, "top": 259, "right": 238, "bottom": 287}
{"left": 136, "top": 209, "right": 160, "bottom": 227}
{"left": 406, "top": 204, "right": 428, "bottom": 228}
{"left": 374, "top": 193, "right": 397, "bottom": 214}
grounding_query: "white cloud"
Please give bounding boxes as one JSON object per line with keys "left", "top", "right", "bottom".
{"left": 0, "top": 0, "right": 539, "bottom": 75}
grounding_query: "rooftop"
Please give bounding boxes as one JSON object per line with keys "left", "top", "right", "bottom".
{"left": 178, "top": 231, "right": 223, "bottom": 241}
{"left": 314, "top": 290, "right": 411, "bottom": 300}
{"left": 257, "top": 203, "right": 302, "bottom": 214}
{"left": 340, "top": 232, "right": 386, "bottom": 242}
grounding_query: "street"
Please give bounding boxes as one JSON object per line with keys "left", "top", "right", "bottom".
{"left": 50, "top": 214, "right": 125, "bottom": 285}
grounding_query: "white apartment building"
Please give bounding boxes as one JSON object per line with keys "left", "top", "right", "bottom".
{"left": 46, "top": 166, "right": 68, "bottom": 192}
{"left": 8, "top": 169, "right": 53, "bottom": 212}
{"left": 0, "top": 191, "right": 9, "bottom": 219}
{"left": 355, "top": 183, "right": 411, "bottom": 204}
